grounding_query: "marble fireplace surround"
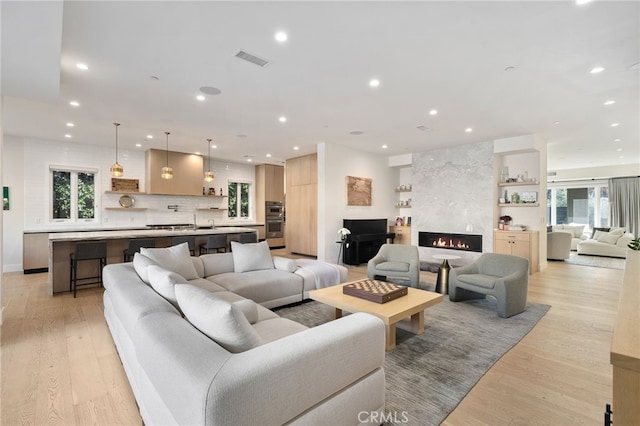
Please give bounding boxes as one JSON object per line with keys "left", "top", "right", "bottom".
{"left": 412, "top": 141, "right": 494, "bottom": 266}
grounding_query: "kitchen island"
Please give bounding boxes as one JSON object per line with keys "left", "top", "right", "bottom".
{"left": 48, "top": 227, "right": 257, "bottom": 295}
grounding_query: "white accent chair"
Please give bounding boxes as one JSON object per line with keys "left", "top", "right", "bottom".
{"left": 547, "top": 231, "right": 572, "bottom": 260}
{"left": 367, "top": 244, "right": 420, "bottom": 287}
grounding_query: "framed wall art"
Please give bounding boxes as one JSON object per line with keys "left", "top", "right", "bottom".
{"left": 346, "top": 176, "right": 372, "bottom": 206}
{"left": 3, "top": 186, "right": 9, "bottom": 210}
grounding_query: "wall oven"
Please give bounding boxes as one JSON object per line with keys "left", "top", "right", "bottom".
{"left": 265, "top": 201, "right": 284, "bottom": 238}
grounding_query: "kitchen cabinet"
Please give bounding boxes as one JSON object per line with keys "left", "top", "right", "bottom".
{"left": 493, "top": 230, "right": 539, "bottom": 274}
{"left": 256, "top": 164, "right": 285, "bottom": 203}
{"left": 255, "top": 164, "right": 285, "bottom": 223}
{"left": 145, "top": 149, "right": 203, "bottom": 196}
{"left": 286, "top": 154, "right": 317, "bottom": 256}
{"left": 390, "top": 225, "right": 411, "bottom": 245}
{"left": 23, "top": 233, "right": 50, "bottom": 273}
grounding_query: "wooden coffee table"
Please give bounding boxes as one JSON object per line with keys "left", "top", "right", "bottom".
{"left": 309, "top": 282, "right": 443, "bottom": 350}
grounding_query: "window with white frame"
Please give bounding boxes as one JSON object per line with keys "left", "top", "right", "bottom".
{"left": 546, "top": 180, "right": 609, "bottom": 230}
{"left": 227, "top": 180, "right": 251, "bottom": 218}
{"left": 51, "top": 167, "right": 97, "bottom": 222}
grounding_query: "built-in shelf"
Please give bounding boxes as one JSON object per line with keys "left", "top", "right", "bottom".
{"left": 105, "top": 207, "right": 148, "bottom": 211}
{"left": 498, "top": 203, "right": 540, "bottom": 207}
{"left": 105, "top": 191, "right": 147, "bottom": 195}
{"left": 105, "top": 191, "right": 227, "bottom": 198}
{"left": 498, "top": 182, "right": 538, "bottom": 187}
{"left": 196, "top": 208, "right": 228, "bottom": 211}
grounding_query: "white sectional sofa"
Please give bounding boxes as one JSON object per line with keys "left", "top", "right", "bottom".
{"left": 103, "top": 242, "right": 386, "bottom": 425}
{"left": 577, "top": 228, "right": 635, "bottom": 258}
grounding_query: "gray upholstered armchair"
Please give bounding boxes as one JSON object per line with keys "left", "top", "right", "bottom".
{"left": 367, "top": 244, "right": 420, "bottom": 287}
{"left": 449, "top": 253, "right": 529, "bottom": 318}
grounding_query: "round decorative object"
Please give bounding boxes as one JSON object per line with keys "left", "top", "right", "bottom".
{"left": 119, "top": 194, "right": 134, "bottom": 208}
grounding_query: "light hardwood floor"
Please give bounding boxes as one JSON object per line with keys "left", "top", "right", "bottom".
{"left": 1, "top": 259, "right": 624, "bottom": 425}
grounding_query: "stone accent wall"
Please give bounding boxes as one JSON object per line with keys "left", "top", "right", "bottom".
{"left": 412, "top": 141, "right": 494, "bottom": 265}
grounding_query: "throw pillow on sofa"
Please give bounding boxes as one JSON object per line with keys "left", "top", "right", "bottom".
{"left": 147, "top": 265, "right": 188, "bottom": 309}
{"left": 594, "top": 230, "right": 622, "bottom": 245}
{"left": 140, "top": 242, "right": 199, "bottom": 280}
{"left": 133, "top": 252, "right": 158, "bottom": 284}
{"left": 175, "top": 284, "right": 263, "bottom": 353}
{"left": 230, "top": 241, "right": 275, "bottom": 273}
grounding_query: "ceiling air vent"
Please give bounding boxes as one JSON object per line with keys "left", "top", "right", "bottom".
{"left": 234, "top": 50, "right": 270, "bottom": 67}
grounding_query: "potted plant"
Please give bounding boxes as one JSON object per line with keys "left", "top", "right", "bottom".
{"left": 628, "top": 237, "right": 640, "bottom": 251}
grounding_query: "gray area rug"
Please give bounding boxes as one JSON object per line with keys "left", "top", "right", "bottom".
{"left": 276, "top": 283, "right": 550, "bottom": 426}
{"left": 564, "top": 253, "right": 625, "bottom": 269}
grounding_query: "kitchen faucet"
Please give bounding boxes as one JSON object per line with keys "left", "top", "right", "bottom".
{"left": 208, "top": 218, "right": 215, "bottom": 229}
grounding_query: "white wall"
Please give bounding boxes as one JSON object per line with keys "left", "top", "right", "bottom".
{"left": 3, "top": 136, "right": 256, "bottom": 271}
{"left": 548, "top": 164, "right": 640, "bottom": 182}
{"left": 317, "top": 143, "right": 397, "bottom": 262}
{"left": 2, "top": 136, "right": 24, "bottom": 272}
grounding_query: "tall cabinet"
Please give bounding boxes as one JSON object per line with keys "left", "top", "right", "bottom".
{"left": 255, "top": 164, "right": 285, "bottom": 247}
{"left": 286, "top": 154, "right": 317, "bottom": 256}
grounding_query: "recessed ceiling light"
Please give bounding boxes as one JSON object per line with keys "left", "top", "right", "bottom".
{"left": 603, "top": 100, "right": 616, "bottom": 106}
{"left": 196, "top": 95, "right": 205, "bottom": 101}
{"left": 136, "top": 143, "right": 142, "bottom": 148}
{"left": 246, "top": 158, "right": 253, "bottom": 162}
{"left": 616, "top": 148, "right": 623, "bottom": 152}
{"left": 275, "top": 31, "right": 288, "bottom": 42}
{"left": 279, "top": 116, "right": 287, "bottom": 123}
{"left": 146, "top": 134, "right": 153, "bottom": 139}
{"left": 553, "top": 121, "right": 561, "bottom": 125}
{"left": 610, "top": 122, "right": 620, "bottom": 127}
{"left": 66, "top": 122, "right": 74, "bottom": 127}
{"left": 293, "top": 146, "right": 299, "bottom": 150}
{"left": 199, "top": 86, "right": 221, "bottom": 95}
{"left": 590, "top": 66, "right": 605, "bottom": 74}
{"left": 619, "top": 156, "right": 625, "bottom": 159}
{"left": 211, "top": 144, "right": 217, "bottom": 149}
{"left": 465, "top": 127, "right": 473, "bottom": 133}
{"left": 64, "top": 134, "right": 72, "bottom": 138}
{"left": 69, "top": 100, "right": 80, "bottom": 107}
{"left": 614, "top": 138, "right": 621, "bottom": 142}
{"left": 382, "top": 145, "right": 388, "bottom": 149}
{"left": 576, "top": 0, "right": 592, "bottom": 4}
{"left": 350, "top": 130, "right": 364, "bottom": 135}
{"left": 369, "top": 79, "right": 380, "bottom": 88}
{"left": 429, "top": 109, "right": 438, "bottom": 116}
{"left": 266, "top": 153, "right": 272, "bottom": 158}
{"left": 76, "top": 63, "right": 89, "bottom": 71}
{"left": 195, "top": 151, "right": 201, "bottom": 155}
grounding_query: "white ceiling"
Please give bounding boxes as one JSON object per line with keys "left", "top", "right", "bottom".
{"left": 2, "top": 1, "right": 639, "bottom": 172}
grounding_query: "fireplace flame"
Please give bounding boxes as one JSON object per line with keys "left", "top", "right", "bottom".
{"left": 432, "top": 237, "right": 470, "bottom": 250}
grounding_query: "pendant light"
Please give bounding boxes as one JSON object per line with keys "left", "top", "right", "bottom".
{"left": 204, "top": 138, "right": 214, "bottom": 182}
{"left": 161, "top": 131, "right": 174, "bottom": 179}
{"left": 109, "top": 122, "right": 124, "bottom": 177}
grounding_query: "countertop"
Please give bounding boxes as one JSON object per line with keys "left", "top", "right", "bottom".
{"left": 26, "top": 222, "right": 265, "bottom": 234}
{"left": 48, "top": 226, "right": 257, "bottom": 242}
